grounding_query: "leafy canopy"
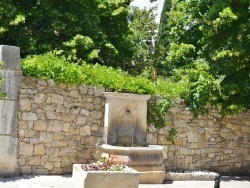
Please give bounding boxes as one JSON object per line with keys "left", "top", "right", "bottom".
{"left": 129, "top": 6, "right": 158, "bottom": 77}
{"left": 157, "top": 0, "right": 250, "bottom": 115}
{"left": 0, "top": 0, "right": 134, "bottom": 69}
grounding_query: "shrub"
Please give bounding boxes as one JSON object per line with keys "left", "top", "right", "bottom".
{"left": 21, "top": 52, "right": 183, "bottom": 128}
{"left": 21, "top": 52, "right": 157, "bottom": 94}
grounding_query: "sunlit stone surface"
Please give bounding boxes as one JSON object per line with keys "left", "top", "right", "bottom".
{"left": 97, "top": 92, "right": 165, "bottom": 184}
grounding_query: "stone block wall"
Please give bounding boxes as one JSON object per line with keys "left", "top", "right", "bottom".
{"left": 17, "top": 76, "right": 106, "bottom": 174}
{"left": 17, "top": 76, "right": 250, "bottom": 175}
{"left": 146, "top": 99, "right": 250, "bottom": 175}
{"left": 0, "top": 45, "right": 246, "bottom": 177}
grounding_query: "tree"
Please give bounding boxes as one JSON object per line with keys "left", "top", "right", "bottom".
{"left": 129, "top": 6, "right": 158, "bottom": 77}
{"left": 0, "top": 0, "right": 134, "bottom": 69}
{"left": 154, "top": 0, "right": 172, "bottom": 76}
{"left": 158, "top": 0, "right": 250, "bottom": 115}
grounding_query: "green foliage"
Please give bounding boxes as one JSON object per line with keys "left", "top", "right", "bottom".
{"left": 21, "top": 52, "right": 184, "bottom": 128}
{"left": 157, "top": 0, "right": 250, "bottom": 115}
{"left": 147, "top": 77, "right": 185, "bottom": 128}
{"left": 21, "top": 52, "right": 156, "bottom": 94}
{"left": 166, "top": 128, "right": 177, "bottom": 144}
{"left": 147, "top": 99, "right": 171, "bottom": 128}
{"left": 175, "top": 60, "right": 221, "bottom": 117}
{"left": 129, "top": 6, "right": 158, "bottom": 76}
{"left": 0, "top": 0, "right": 134, "bottom": 69}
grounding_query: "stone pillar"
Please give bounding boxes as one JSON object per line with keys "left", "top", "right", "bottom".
{"left": 0, "top": 45, "right": 22, "bottom": 177}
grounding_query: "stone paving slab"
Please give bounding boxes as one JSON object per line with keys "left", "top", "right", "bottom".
{"left": 0, "top": 175, "right": 249, "bottom": 188}
{"left": 0, "top": 175, "right": 72, "bottom": 188}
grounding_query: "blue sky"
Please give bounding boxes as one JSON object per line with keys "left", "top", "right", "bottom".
{"left": 130, "top": 0, "right": 164, "bottom": 23}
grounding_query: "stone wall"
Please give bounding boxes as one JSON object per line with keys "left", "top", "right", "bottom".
{"left": 147, "top": 99, "right": 250, "bottom": 175}
{"left": 0, "top": 45, "right": 247, "bottom": 177}
{"left": 17, "top": 76, "right": 106, "bottom": 174}
{"left": 17, "top": 76, "right": 250, "bottom": 176}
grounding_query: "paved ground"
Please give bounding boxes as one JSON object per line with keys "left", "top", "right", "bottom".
{"left": 0, "top": 175, "right": 249, "bottom": 188}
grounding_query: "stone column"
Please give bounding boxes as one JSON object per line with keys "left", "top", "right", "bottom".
{"left": 0, "top": 45, "right": 22, "bottom": 177}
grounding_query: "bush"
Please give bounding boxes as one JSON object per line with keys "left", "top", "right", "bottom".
{"left": 21, "top": 52, "right": 184, "bottom": 128}
{"left": 21, "top": 52, "right": 157, "bottom": 94}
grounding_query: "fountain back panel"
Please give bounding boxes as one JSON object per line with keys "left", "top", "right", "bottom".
{"left": 97, "top": 92, "right": 165, "bottom": 184}
{"left": 103, "top": 92, "right": 150, "bottom": 146}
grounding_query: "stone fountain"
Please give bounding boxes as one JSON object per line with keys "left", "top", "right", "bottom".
{"left": 96, "top": 92, "right": 165, "bottom": 184}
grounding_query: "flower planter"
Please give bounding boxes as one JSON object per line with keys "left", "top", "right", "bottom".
{"left": 72, "top": 164, "right": 139, "bottom": 188}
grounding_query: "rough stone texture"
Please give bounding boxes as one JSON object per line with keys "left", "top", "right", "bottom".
{"left": 18, "top": 77, "right": 106, "bottom": 175}
{"left": 165, "top": 171, "right": 218, "bottom": 181}
{"left": 149, "top": 98, "right": 250, "bottom": 175}
{"left": 0, "top": 45, "right": 21, "bottom": 177}
{"left": 96, "top": 144, "right": 165, "bottom": 183}
{"left": 0, "top": 101, "right": 18, "bottom": 134}
{"left": 72, "top": 164, "right": 139, "bottom": 188}
{"left": 0, "top": 136, "right": 19, "bottom": 177}
{"left": 0, "top": 45, "right": 21, "bottom": 70}
{"left": 16, "top": 76, "right": 250, "bottom": 176}
{"left": 1, "top": 70, "right": 23, "bottom": 99}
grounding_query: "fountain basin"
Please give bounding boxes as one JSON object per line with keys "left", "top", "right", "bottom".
{"left": 100, "top": 92, "right": 166, "bottom": 184}
{"left": 96, "top": 144, "right": 165, "bottom": 184}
